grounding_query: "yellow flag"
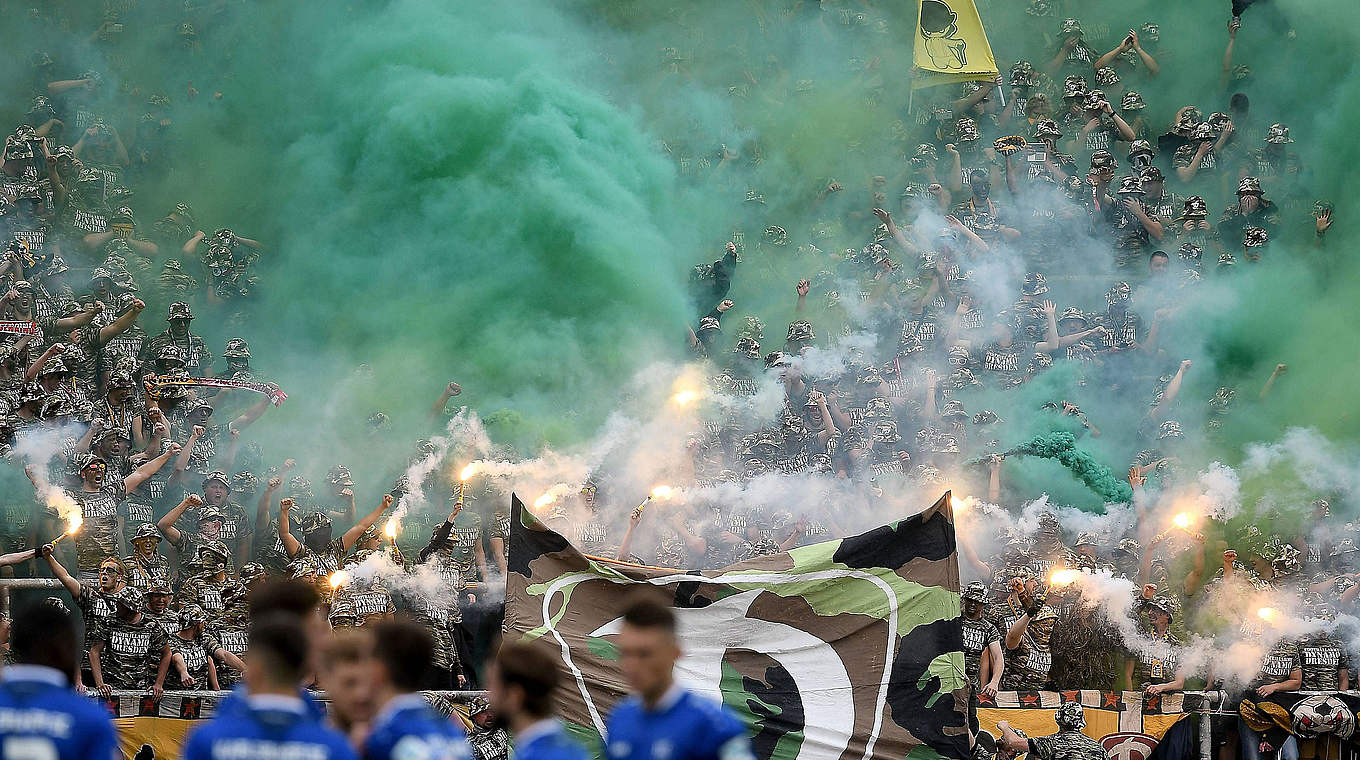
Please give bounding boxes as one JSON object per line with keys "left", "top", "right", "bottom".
{"left": 913, "top": 0, "right": 999, "bottom": 90}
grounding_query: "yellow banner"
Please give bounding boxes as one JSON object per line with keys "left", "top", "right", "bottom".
{"left": 116, "top": 716, "right": 194, "bottom": 760}
{"left": 913, "top": 0, "right": 999, "bottom": 89}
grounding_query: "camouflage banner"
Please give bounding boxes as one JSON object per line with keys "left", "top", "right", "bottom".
{"left": 503, "top": 492, "right": 971, "bottom": 760}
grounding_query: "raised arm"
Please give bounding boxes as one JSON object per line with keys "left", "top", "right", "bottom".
{"left": 1005, "top": 611, "right": 1030, "bottom": 651}
{"left": 1221, "top": 19, "right": 1239, "bottom": 89}
{"left": 25, "top": 342, "right": 67, "bottom": 382}
{"left": 1259, "top": 363, "right": 1287, "bottom": 400}
{"left": 53, "top": 302, "right": 101, "bottom": 332}
{"left": 39, "top": 543, "right": 82, "bottom": 598}
{"left": 182, "top": 231, "right": 205, "bottom": 256}
{"left": 1128, "top": 30, "right": 1159, "bottom": 77}
{"left": 227, "top": 395, "right": 272, "bottom": 433}
{"left": 278, "top": 498, "right": 303, "bottom": 558}
{"left": 96, "top": 298, "right": 145, "bottom": 345}
{"left": 1146, "top": 360, "right": 1191, "bottom": 423}
{"left": 167, "top": 428, "right": 203, "bottom": 485}
{"left": 339, "top": 494, "right": 394, "bottom": 552}
{"left": 417, "top": 500, "right": 462, "bottom": 564}
{"left": 429, "top": 381, "right": 462, "bottom": 420}
{"left": 157, "top": 493, "right": 202, "bottom": 545}
{"left": 254, "top": 475, "right": 282, "bottom": 555}
{"left": 124, "top": 442, "right": 179, "bottom": 494}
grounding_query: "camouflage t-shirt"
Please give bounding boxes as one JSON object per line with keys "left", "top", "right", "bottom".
{"left": 340, "top": 582, "right": 396, "bottom": 626}
{"left": 214, "top": 501, "right": 252, "bottom": 560}
{"left": 986, "top": 599, "right": 1026, "bottom": 641}
{"left": 122, "top": 551, "right": 172, "bottom": 590}
{"left": 76, "top": 583, "right": 121, "bottom": 657}
{"left": 1029, "top": 729, "right": 1109, "bottom": 760}
{"left": 71, "top": 485, "right": 124, "bottom": 571}
{"left": 1247, "top": 640, "right": 1301, "bottom": 692}
{"left": 214, "top": 629, "right": 247, "bottom": 688}
{"left": 436, "top": 512, "right": 483, "bottom": 584}
{"left": 143, "top": 609, "right": 182, "bottom": 638}
{"left": 1001, "top": 615, "right": 1056, "bottom": 691}
{"left": 490, "top": 510, "right": 510, "bottom": 543}
{"left": 568, "top": 511, "right": 613, "bottom": 557}
{"left": 1299, "top": 634, "right": 1352, "bottom": 690}
{"left": 469, "top": 727, "right": 511, "bottom": 760}
{"left": 167, "top": 632, "right": 216, "bottom": 690}
{"left": 180, "top": 575, "right": 241, "bottom": 616}
{"left": 298, "top": 537, "right": 349, "bottom": 576}
{"left": 95, "top": 616, "right": 168, "bottom": 690}
{"left": 401, "top": 590, "right": 456, "bottom": 671}
{"left": 962, "top": 616, "right": 1001, "bottom": 685}
{"left": 1132, "top": 631, "right": 1181, "bottom": 687}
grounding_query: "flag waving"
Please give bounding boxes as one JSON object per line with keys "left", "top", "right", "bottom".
{"left": 913, "top": 0, "right": 999, "bottom": 89}
{"left": 503, "top": 492, "right": 971, "bottom": 760}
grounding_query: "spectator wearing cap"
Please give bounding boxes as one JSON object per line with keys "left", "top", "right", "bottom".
{"left": 1219, "top": 176, "right": 1279, "bottom": 251}
{"left": 1139, "top": 166, "right": 1180, "bottom": 223}
{"left": 960, "top": 581, "right": 1005, "bottom": 698}
{"left": 122, "top": 521, "right": 171, "bottom": 590}
{"left": 80, "top": 204, "right": 159, "bottom": 260}
{"left": 1174, "top": 119, "right": 1233, "bottom": 184}
{"left": 323, "top": 464, "right": 359, "bottom": 527}
{"left": 158, "top": 491, "right": 224, "bottom": 580}
{"left": 1047, "top": 18, "right": 1097, "bottom": 75}
{"left": 1093, "top": 23, "right": 1162, "bottom": 80}
{"left": 142, "top": 301, "right": 211, "bottom": 376}
{"left": 53, "top": 439, "right": 179, "bottom": 579}
{"left": 167, "top": 605, "right": 219, "bottom": 690}
{"left": 1067, "top": 89, "right": 1136, "bottom": 157}
{"left": 87, "top": 585, "right": 172, "bottom": 699}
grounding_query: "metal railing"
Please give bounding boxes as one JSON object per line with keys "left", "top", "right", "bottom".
{"left": 100, "top": 689, "right": 487, "bottom": 700}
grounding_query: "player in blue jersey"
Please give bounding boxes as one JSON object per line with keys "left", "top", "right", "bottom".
{"left": 487, "top": 641, "right": 587, "bottom": 760}
{"left": 0, "top": 600, "right": 117, "bottom": 760}
{"left": 362, "top": 621, "right": 472, "bottom": 760}
{"left": 605, "top": 597, "right": 755, "bottom": 760}
{"left": 182, "top": 613, "right": 357, "bottom": 760}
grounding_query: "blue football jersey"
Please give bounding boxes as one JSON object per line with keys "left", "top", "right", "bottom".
{"left": 182, "top": 695, "right": 357, "bottom": 760}
{"left": 515, "top": 720, "right": 590, "bottom": 760}
{"left": 0, "top": 666, "right": 117, "bottom": 760}
{"left": 605, "top": 687, "right": 753, "bottom": 760}
{"left": 363, "top": 694, "right": 471, "bottom": 760}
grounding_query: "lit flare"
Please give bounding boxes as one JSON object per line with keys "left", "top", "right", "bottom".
{"left": 1049, "top": 569, "right": 1081, "bottom": 587}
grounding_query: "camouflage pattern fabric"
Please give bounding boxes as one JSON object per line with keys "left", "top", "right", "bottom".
{"left": 95, "top": 616, "right": 168, "bottom": 690}
{"left": 71, "top": 485, "right": 123, "bottom": 571}
{"left": 504, "top": 492, "right": 971, "bottom": 760}
{"left": 469, "top": 726, "right": 511, "bottom": 760}
{"left": 1028, "top": 728, "right": 1109, "bottom": 760}
{"left": 123, "top": 551, "right": 172, "bottom": 590}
